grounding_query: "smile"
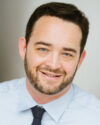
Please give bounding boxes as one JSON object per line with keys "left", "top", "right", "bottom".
{"left": 40, "top": 71, "right": 62, "bottom": 80}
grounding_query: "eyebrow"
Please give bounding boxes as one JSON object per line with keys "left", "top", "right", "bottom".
{"left": 34, "top": 41, "right": 77, "bottom": 53}
{"left": 63, "top": 48, "right": 77, "bottom": 53}
{"left": 34, "top": 41, "right": 52, "bottom": 47}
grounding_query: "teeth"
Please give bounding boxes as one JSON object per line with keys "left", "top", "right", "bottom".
{"left": 42, "top": 72, "right": 60, "bottom": 77}
{"left": 47, "top": 74, "right": 56, "bottom": 77}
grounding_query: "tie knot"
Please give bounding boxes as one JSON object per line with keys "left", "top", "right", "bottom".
{"left": 31, "top": 106, "right": 45, "bottom": 119}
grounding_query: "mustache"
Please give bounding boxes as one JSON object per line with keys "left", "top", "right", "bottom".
{"left": 38, "top": 67, "right": 65, "bottom": 74}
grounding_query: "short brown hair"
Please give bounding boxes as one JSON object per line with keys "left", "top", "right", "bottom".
{"left": 25, "top": 2, "right": 89, "bottom": 54}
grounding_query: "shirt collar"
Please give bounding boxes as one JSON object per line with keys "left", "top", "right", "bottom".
{"left": 17, "top": 79, "right": 74, "bottom": 122}
{"left": 43, "top": 85, "right": 74, "bottom": 122}
{"left": 17, "top": 78, "right": 37, "bottom": 111}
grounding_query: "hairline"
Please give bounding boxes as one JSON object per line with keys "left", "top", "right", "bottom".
{"left": 27, "top": 15, "right": 83, "bottom": 55}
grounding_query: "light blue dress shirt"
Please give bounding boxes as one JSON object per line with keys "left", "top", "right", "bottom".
{"left": 0, "top": 78, "right": 100, "bottom": 125}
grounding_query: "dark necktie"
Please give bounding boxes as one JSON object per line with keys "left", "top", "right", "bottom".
{"left": 31, "top": 106, "right": 45, "bottom": 125}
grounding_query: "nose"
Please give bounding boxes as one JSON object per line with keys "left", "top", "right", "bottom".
{"left": 45, "top": 52, "right": 61, "bottom": 70}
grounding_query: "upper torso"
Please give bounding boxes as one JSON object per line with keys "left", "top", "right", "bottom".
{"left": 0, "top": 78, "right": 100, "bottom": 125}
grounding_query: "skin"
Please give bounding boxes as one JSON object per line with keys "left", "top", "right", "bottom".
{"left": 19, "top": 16, "right": 86, "bottom": 104}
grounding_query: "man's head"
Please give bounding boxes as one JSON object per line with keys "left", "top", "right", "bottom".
{"left": 25, "top": 2, "right": 89, "bottom": 54}
{"left": 19, "top": 2, "right": 89, "bottom": 95}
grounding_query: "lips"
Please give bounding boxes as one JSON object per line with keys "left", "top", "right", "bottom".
{"left": 40, "top": 71, "right": 62, "bottom": 79}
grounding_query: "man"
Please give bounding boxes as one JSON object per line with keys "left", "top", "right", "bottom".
{"left": 0, "top": 2, "right": 100, "bottom": 125}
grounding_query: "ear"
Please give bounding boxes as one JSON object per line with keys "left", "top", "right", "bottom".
{"left": 18, "top": 37, "right": 26, "bottom": 61}
{"left": 77, "top": 50, "right": 86, "bottom": 69}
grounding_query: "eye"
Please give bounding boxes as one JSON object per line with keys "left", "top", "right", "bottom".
{"left": 63, "top": 52, "right": 72, "bottom": 57}
{"left": 37, "top": 48, "right": 48, "bottom": 52}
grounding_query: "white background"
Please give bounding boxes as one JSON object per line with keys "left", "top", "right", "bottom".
{"left": 0, "top": 0, "right": 100, "bottom": 98}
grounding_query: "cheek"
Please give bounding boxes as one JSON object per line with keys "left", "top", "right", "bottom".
{"left": 27, "top": 53, "right": 46, "bottom": 68}
{"left": 62, "top": 61, "right": 78, "bottom": 75}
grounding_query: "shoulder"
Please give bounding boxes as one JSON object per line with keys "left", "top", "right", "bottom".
{"left": 61, "top": 84, "right": 100, "bottom": 124}
{"left": 0, "top": 78, "right": 26, "bottom": 124}
{"left": 71, "top": 84, "right": 100, "bottom": 112}
{"left": 0, "top": 77, "right": 26, "bottom": 105}
{"left": 0, "top": 77, "right": 25, "bottom": 93}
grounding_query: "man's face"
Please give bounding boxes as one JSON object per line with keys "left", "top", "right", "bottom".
{"left": 24, "top": 16, "right": 83, "bottom": 95}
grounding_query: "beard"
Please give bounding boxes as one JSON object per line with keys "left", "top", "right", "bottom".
{"left": 24, "top": 54, "right": 77, "bottom": 95}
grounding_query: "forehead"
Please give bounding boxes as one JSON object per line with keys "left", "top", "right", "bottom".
{"left": 29, "top": 16, "right": 82, "bottom": 50}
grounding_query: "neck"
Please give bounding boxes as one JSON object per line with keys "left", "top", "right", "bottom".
{"left": 26, "top": 77, "right": 72, "bottom": 104}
